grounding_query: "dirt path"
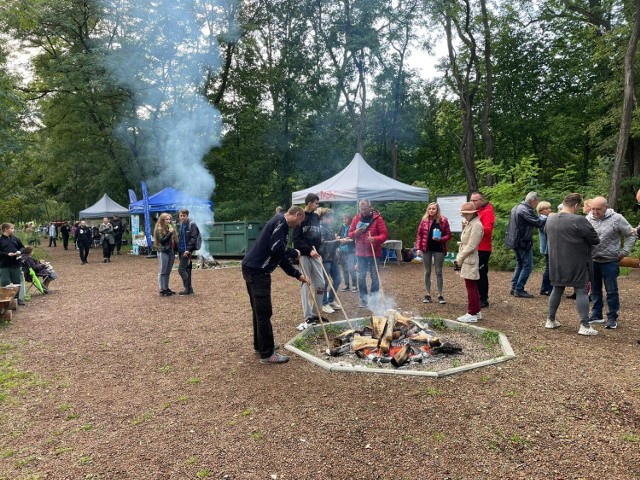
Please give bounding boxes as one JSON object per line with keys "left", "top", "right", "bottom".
{"left": 1, "top": 246, "right": 639, "bottom": 479}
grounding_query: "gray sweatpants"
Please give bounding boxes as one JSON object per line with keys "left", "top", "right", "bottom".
{"left": 300, "top": 256, "right": 324, "bottom": 319}
{"left": 158, "top": 251, "right": 175, "bottom": 291}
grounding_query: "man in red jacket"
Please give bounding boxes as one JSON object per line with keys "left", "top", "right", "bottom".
{"left": 348, "top": 199, "right": 388, "bottom": 309}
{"left": 470, "top": 191, "right": 495, "bottom": 308}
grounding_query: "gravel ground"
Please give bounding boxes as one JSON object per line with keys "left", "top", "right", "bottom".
{"left": 1, "top": 246, "right": 640, "bottom": 479}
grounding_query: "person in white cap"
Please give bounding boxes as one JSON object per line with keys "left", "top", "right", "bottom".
{"left": 454, "top": 202, "right": 485, "bottom": 323}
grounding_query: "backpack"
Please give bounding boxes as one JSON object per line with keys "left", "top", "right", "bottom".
{"left": 190, "top": 221, "right": 202, "bottom": 250}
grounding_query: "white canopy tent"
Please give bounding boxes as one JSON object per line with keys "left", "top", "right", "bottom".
{"left": 79, "top": 194, "right": 130, "bottom": 218}
{"left": 291, "top": 153, "right": 429, "bottom": 204}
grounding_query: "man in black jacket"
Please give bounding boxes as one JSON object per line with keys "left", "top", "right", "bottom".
{"left": 111, "top": 215, "right": 124, "bottom": 255}
{"left": 242, "top": 206, "right": 309, "bottom": 364}
{"left": 60, "top": 222, "right": 71, "bottom": 250}
{"left": 0, "top": 223, "right": 26, "bottom": 305}
{"left": 505, "top": 191, "right": 547, "bottom": 298}
{"left": 177, "top": 209, "right": 200, "bottom": 295}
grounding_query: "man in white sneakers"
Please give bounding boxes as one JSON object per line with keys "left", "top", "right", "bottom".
{"left": 545, "top": 193, "right": 600, "bottom": 335}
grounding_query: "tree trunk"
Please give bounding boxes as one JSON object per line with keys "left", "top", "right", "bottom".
{"left": 609, "top": 0, "right": 640, "bottom": 210}
{"left": 479, "top": 0, "right": 495, "bottom": 162}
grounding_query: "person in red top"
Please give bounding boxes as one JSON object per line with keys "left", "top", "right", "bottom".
{"left": 348, "top": 199, "right": 388, "bottom": 309}
{"left": 470, "top": 191, "right": 495, "bottom": 308}
{"left": 415, "top": 202, "right": 452, "bottom": 304}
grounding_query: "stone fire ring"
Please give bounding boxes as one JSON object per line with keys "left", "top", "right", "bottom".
{"left": 285, "top": 317, "right": 516, "bottom": 378}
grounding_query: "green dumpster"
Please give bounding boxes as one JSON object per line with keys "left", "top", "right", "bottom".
{"left": 205, "top": 221, "right": 265, "bottom": 256}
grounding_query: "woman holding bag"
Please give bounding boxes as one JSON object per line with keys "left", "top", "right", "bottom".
{"left": 415, "top": 202, "right": 452, "bottom": 304}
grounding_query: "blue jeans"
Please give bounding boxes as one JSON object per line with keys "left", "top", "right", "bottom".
{"left": 511, "top": 247, "right": 533, "bottom": 293}
{"left": 322, "top": 261, "right": 342, "bottom": 305}
{"left": 591, "top": 261, "right": 619, "bottom": 321}
{"left": 357, "top": 256, "right": 380, "bottom": 301}
{"left": 540, "top": 253, "right": 551, "bottom": 293}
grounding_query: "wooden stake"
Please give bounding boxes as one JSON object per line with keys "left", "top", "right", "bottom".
{"left": 369, "top": 235, "right": 386, "bottom": 307}
{"left": 312, "top": 248, "right": 354, "bottom": 329}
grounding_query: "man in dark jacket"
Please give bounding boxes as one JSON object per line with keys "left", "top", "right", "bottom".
{"left": 177, "top": 209, "right": 200, "bottom": 295}
{"left": 111, "top": 215, "right": 124, "bottom": 255}
{"left": 545, "top": 193, "right": 600, "bottom": 335}
{"left": 76, "top": 220, "right": 93, "bottom": 264}
{"left": 293, "top": 193, "right": 324, "bottom": 322}
{"left": 505, "top": 191, "right": 546, "bottom": 298}
{"left": 60, "top": 222, "right": 71, "bottom": 250}
{"left": 242, "top": 206, "right": 309, "bottom": 364}
{"left": 0, "top": 223, "right": 26, "bottom": 305}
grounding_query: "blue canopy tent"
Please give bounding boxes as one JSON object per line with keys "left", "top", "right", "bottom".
{"left": 128, "top": 187, "right": 213, "bottom": 214}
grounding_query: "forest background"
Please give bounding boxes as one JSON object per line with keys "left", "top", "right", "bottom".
{"left": 1, "top": 0, "right": 640, "bottom": 270}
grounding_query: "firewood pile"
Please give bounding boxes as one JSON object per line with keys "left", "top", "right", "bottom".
{"left": 193, "top": 255, "right": 222, "bottom": 269}
{"left": 326, "top": 310, "right": 462, "bottom": 368}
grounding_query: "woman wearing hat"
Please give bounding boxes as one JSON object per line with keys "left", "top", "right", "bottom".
{"left": 455, "top": 202, "right": 485, "bottom": 322}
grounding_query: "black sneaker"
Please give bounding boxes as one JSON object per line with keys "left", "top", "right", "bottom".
{"left": 514, "top": 290, "right": 534, "bottom": 298}
{"left": 437, "top": 296, "right": 446, "bottom": 304}
{"left": 260, "top": 353, "right": 289, "bottom": 364}
{"left": 179, "top": 289, "right": 194, "bottom": 295}
{"left": 480, "top": 300, "right": 489, "bottom": 308}
{"left": 306, "top": 316, "right": 320, "bottom": 325}
{"left": 423, "top": 295, "right": 432, "bottom": 303}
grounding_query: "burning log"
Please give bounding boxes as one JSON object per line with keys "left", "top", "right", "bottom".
{"left": 196, "top": 255, "right": 221, "bottom": 269}
{"left": 332, "top": 329, "right": 355, "bottom": 347}
{"left": 378, "top": 312, "right": 396, "bottom": 354}
{"left": 352, "top": 335, "right": 381, "bottom": 352}
{"left": 370, "top": 316, "right": 387, "bottom": 339}
{"left": 390, "top": 344, "right": 412, "bottom": 367}
{"left": 328, "top": 343, "right": 352, "bottom": 356}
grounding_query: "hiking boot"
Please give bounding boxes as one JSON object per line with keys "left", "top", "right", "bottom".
{"left": 456, "top": 313, "right": 478, "bottom": 323}
{"left": 358, "top": 299, "right": 368, "bottom": 308}
{"left": 437, "top": 295, "right": 446, "bottom": 304}
{"left": 605, "top": 319, "right": 617, "bottom": 329}
{"left": 588, "top": 317, "right": 605, "bottom": 325}
{"left": 514, "top": 290, "right": 534, "bottom": 298}
{"left": 545, "top": 318, "right": 561, "bottom": 329}
{"left": 329, "top": 301, "right": 342, "bottom": 310}
{"left": 321, "top": 305, "right": 335, "bottom": 314}
{"left": 578, "top": 324, "right": 598, "bottom": 336}
{"left": 423, "top": 295, "right": 432, "bottom": 304}
{"left": 260, "top": 353, "right": 289, "bottom": 364}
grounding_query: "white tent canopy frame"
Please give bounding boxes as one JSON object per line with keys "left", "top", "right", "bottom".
{"left": 291, "top": 153, "right": 429, "bottom": 204}
{"left": 79, "top": 193, "right": 130, "bottom": 218}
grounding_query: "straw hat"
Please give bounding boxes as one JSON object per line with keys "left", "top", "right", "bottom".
{"left": 460, "top": 202, "right": 477, "bottom": 214}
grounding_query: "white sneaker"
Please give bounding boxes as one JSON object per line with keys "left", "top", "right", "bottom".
{"left": 329, "top": 301, "right": 342, "bottom": 310}
{"left": 545, "top": 318, "right": 561, "bottom": 329}
{"left": 456, "top": 313, "right": 478, "bottom": 323}
{"left": 476, "top": 312, "right": 483, "bottom": 320}
{"left": 578, "top": 324, "right": 598, "bottom": 336}
{"left": 321, "top": 305, "right": 335, "bottom": 314}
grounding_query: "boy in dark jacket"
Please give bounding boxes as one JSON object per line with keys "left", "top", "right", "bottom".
{"left": 177, "top": 209, "right": 200, "bottom": 295}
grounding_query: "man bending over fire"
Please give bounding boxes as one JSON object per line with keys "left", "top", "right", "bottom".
{"left": 242, "top": 206, "right": 309, "bottom": 364}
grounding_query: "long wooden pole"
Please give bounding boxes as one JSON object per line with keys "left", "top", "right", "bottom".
{"left": 369, "top": 234, "right": 386, "bottom": 308}
{"left": 298, "top": 260, "right": 331, "bottom": 349}
{"left": 312, "top": 249, "right": 354, "bottom": 329}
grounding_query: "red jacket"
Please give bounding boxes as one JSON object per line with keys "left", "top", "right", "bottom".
{"left": 348, "top": 211, "right": 388, "bottom": 257}
{"left": 415, "top": 215, "right": 452, "bottom": 254}
{"left": 476, "top": 202, "right": 495, "bottom": 252}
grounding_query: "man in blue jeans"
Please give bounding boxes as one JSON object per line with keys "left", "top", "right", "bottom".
{"left": 586, "top": 196, "right": 636, "bottom": 330}
{"left": 505, "top": 192, "right": 546, "bottom": 298}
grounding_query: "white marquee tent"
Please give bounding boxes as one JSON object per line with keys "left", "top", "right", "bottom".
{"left": 79, "top": 194, "right": 130, "bottom": 218}
{"left": 291, "top": 153, "right": 429, "bottom": 204}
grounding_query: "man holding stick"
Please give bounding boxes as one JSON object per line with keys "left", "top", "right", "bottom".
{"left": 348, "top": 199, "right": 388, "bottom": 309}
{"left": 242, "top": 206, "right": 309, "bottom": 364}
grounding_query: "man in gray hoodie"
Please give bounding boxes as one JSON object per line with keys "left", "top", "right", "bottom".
{"left": 586, "top": 196, "right": 636, "bottom": 329}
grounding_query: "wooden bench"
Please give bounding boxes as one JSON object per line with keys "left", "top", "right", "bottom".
{"left": 0, "top": 286, "right": 20, "bottom": 322}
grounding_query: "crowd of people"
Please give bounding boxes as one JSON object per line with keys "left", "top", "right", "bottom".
{"left": 242, "top": 189, "right": 640, "bottom": 365}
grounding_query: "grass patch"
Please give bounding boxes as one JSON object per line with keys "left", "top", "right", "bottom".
{"left": 0, "top": 342, "right": 37, "bottom": 404}
{"left": 78, "top": 455, "right": 92, "bottom": 465}
{"left": 432, "top": 432, "right": 445, "bottom": 442}
{"left": 622, "top": 432, "right": 639, "bottom": 442}
{"left": 187, "top": 377, "right": 202, "bottom": 385}
{"left": 55, "top": 446, "right": 74, "bottom": 456}
{"left": 481, "top": 330, "right": 500, "bottom": 346}
{"left": 196, "top": 468, "right": 211, "bottom": 478}
{"left": 479, "top": 374, "right": 490, "bottom": 383}
{"left": 186, "top": 456, "right": 198, "bottom": 465}
{"left": 131, "top": 412, "right": 154, "bottom": 425}
{"left": 0, "top": 448, "right": 16, "bottom": 458}
{"left": 451, "top": 359, "right": 463, "bottom": 368}
{"left": 249, "top": 430, "right": 264, "bottom": 440}
{"left": 241, "top": 408, "right": 252, "bottom": 416}
{"left": 157, "top": 365, "right": 174, "bottom": 373}
{"left": 425, "top": 386, "right": 443, "bottom": 397}
{"left": 426, "top": 317, "right": 447, "bottom": 330}
{"left": 292, "top": 336, "right": 312, "bottom": 353}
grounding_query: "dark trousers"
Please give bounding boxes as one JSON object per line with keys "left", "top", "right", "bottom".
{"left": 464, "top": 278, "right": 480, "bottom": 315}
{"left": 178, "top": 253, "right": 193, "bottom": 291}
{"left": 102, "top": 241, "right": 113, "bottom": 259}
{"left": 243, "top": 270, "right": 275, "bottom": 359}
{"left": 62, "top": 234, "right": 69, "bottom": 250}
{"left": 477, "top": 250, "right": 491, "bottom": 302}
{"left": 115, "top": 234, "right": 123, "bottom": 253}
{"left": 78, "top": 243, "right": 90, "bottom": 263}
{"left": 48, "top": 236, "right": 56, "bottom": 247}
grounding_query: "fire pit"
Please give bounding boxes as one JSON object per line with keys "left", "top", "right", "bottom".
{"left": 285, "top": 312, "right": 515, "bottom": 377}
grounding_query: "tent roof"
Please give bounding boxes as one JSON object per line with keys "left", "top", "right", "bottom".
{"left": 128, "top": 187, "right": 213, "bottom": 214}
{"left": 79, "top": 194, "right": 130, "bottom": 218}
{"left": 291, "top": 153, "right": 429, "bottom": 204}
